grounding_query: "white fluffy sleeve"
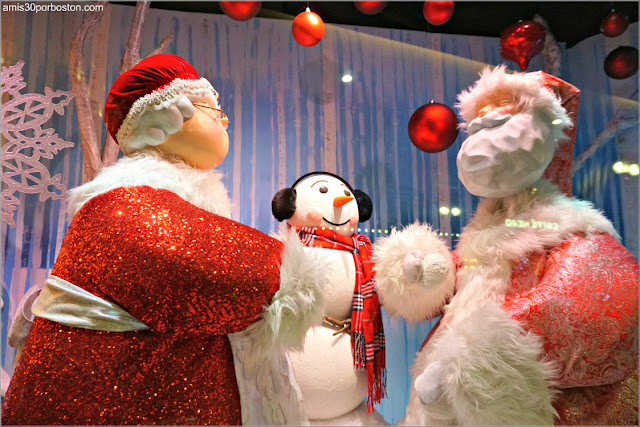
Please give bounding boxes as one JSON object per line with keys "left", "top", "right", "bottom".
{"left": 411, "top": 303, "right": 558, "bottom": 425}
{"left": 373, "top": 223, "right": 455, "bottom": 323}
{"left": 242, "top": 225, "right": 328, "bottom": 360}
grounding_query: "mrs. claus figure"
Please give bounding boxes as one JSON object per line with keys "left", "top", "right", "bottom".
{"left": 2, "top": 54, "right": 327, "bottom": 425}
{"left": 374, "top": 65, "right": 638, "bottom": 425}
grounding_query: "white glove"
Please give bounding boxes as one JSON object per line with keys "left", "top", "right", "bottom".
{"left": 414, "top": 361, "right": 445, "bottom": 405}
{"left": 402, "top": 250, "right": 450, "bottom": 287}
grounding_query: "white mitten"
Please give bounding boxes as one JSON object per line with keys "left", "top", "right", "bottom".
{"left": 402, "top": 249, "right": 425, "bottom": 285}
{"left": 414, "top": 361, "right": 445, "bottom": 405}
{"left": 414, "top": 361, "right": 456, "bottom": 422}
{"left": 374, "top": 223, "right": 455, "bottom": 323}
{"left": 402, "top": 251, "right": 450, "bottom": 288}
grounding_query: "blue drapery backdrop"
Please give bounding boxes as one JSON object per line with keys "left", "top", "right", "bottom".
{"left": 1, "top": 4, "right": 637, "bottom": 422}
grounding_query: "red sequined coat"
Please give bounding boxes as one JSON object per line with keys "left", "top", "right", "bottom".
{"left": 406, "top": 182, "right": 638, "bottom": 425}
{"left": 2, "top": 185, "right": 283, "bottom": 425}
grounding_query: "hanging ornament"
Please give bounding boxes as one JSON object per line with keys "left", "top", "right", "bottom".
{"left": 500, "top": 20, "right": 546, "bottom": 70}
{"left": 292, "top": 8, "right": 325, "bottom": 47}
{"left": 601, "top": 10, "right": 630, "bottom": 37}
{"left": 354, "top": 1, "right": 387, "bottom": 15}
{"left": 423, "top": 1, "right": 454, "bottom": 26}
{"left": 220, "top": 1, "right": 262, "bottom": 21}
{"left": 604, "top": 46, "right": 638, "bottom": 79}
{"left": 408, "top": 102, "right": 459, "bottom": 153}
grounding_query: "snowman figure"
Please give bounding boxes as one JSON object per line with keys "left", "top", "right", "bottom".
{"left": 272, "top": 171, "right": 385, "bottom": 425}
{"left": 272, "top": 171, "right": 456, "bottom": 425}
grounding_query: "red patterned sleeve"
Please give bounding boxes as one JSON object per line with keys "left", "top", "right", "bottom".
{"left": 53, "top": 186, "right": 282, "bottom": 334}
{"left": 503, "top": 233, "right": 639, "bottom": 388}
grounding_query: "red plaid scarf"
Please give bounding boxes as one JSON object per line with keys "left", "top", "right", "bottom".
{"left": 295, "top": 225, "right": 386, "bottom": 411}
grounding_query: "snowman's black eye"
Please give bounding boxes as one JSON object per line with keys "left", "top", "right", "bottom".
{"left": 344, "top": 189, "right": 351, "bottom": 196}
{"left": 319, "top": 186, "right": 328, "bottom": 193}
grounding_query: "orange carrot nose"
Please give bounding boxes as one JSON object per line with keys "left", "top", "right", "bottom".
{"left": 333, "top": 196, "right": 354, "bottom": 208}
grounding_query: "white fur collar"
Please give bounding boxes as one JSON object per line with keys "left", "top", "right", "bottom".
{"left": 458, "top": 179, "right": 617, "bottom": 263}
{"left": 447, "top": 179, "right": 617, "bottom": 321}
{"left": 67, "top": 153, "right": 232, "bottom": 219}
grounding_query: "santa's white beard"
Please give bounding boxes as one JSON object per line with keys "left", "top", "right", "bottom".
{"left": 456, "top": 110, "right": 556, "bottom": 198}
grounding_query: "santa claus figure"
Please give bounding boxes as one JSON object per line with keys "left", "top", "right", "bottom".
{"left": 1, "top": 54, "right": 327, "bottom": 425}
{"left": 375, "top": 65, "right": 638, "bottom": 425}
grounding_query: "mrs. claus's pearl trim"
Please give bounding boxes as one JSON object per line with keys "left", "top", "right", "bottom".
{"left": 115, "top": 77, "right": 219, "bottom": 144}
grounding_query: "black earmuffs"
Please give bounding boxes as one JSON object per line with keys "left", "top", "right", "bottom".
{"left": 271, "top": 171, "right": 373, "bottom": 223}
{"left": 271, "top": 187, "right": 297, "bottom": 222}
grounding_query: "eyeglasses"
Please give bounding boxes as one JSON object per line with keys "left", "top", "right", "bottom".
{"left": 193, "top": 103, "right": 228, "bottom": 129}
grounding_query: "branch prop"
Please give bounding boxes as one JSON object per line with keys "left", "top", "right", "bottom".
{"left": 534, "top": 14, "right": 562, "bottom": 77}
{"left": 69, "top": 1, "right": 107, "bottom": 183}
{"left": 148, "top": 33, "right": 174, "bottom": 58}
{"left": 324, "top": 315, "right": 351, "bottom": 336}
{"left": 120, "top": 1, "right": 150, "bottom": 72}
{"left": 571, "top": 100, "right": 638, "bottom": 174}
{"left": 121, "top": 2, "right": 174, "bottom": 72}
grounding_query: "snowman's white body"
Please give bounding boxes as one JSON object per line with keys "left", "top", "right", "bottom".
{"left": 280, "top": 173, "right": 387, "bottom": 425}
{"left": 278, "top": 173, "right": 456, "bottom": 426}
{"left": 290, "top": 247, "right": 387, "bottom": 425}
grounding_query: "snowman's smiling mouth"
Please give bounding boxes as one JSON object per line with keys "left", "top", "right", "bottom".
{"left": 323, "top": 218, "right": 350, "bottom": 227}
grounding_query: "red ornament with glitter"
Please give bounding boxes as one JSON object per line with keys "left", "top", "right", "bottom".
{"left": 408, "top": 102, "right": 459, "bottom": 153}
{"left": 354, "top": 1, "right": 387, "bottom": 15}
{"left": 292, "top": 8, "right": 325, "bottom": 47}
{"left": 423, "top": 1, "right": 454, "bottom": 26}
{"left": 220, "top": 1, "right": 261, "bottom": 21}
{"left": 601, "top": 10, "right": 630, "bottom": 37}
{"left": 500, "top": 20, "right": 546, "bottom": 71}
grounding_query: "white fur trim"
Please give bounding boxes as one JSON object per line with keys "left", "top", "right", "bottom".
{"left": 456, "top": 65, "right": 572, "bottom": 143}
{"left": 116, "top": 77, "right": 218, "bottom": 152}
{"left": 373, "top": 223, "right": 455, "bottom": 323}
{"left": 403, "top": 180, "right": 618, "bottom": 425}
{"left": 228, "top": 334, "right": 308, "bottom": 425}
{"left": 457, "top": 179, "right": 617, "bottom": 281}
{"left": 67, "top": 152, "right": 232, "bottom": 219}
{"left": 407, "top": 304, "right": 558, "bottom": 425}
{"left": 242, "top": 225, "right": 328, "bottom": 363}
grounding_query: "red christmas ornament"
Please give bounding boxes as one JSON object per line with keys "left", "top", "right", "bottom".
{"left": 601, "top": 11, "right": 630, "bottom": 37}
{"left": 354, "top": 1, "right": 387, "bottom": 15}
{"left": 292, "top": 8, "right": 325, "bottom": 47}
{"left": 408, "top": 102, "right": 459, "bottom": 153}
{"left": 423, "top": 1, "right": 455, "bottom": 26}
{"left": 604, "top": 46, "right": 638, "bottom": 79}
{"left": 500, "top": 20, "right": 546, "bottom": 71}
{"left": 220, "top": 1, "right": 261, "bottom": 21}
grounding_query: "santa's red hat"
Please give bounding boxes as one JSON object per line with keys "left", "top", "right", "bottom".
{"left": 104, "top": 54, "right": 218, "bottom": 153}
{"left": 456, "top": 65, "right": 580, "bottom": 195}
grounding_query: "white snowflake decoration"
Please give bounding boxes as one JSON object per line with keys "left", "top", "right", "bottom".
{"left": 1, "top": 61, "right": 75, "bottom": 227}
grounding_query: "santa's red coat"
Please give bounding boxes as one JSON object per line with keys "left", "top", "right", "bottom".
{"left": 422, "top": 232, "right": 638, "bottom": 425}
{"left": 502, "top": 232, "right": 638, "bottom": 424}
{"left": 2, "top": 186, "right": 283, "bottom": 425}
